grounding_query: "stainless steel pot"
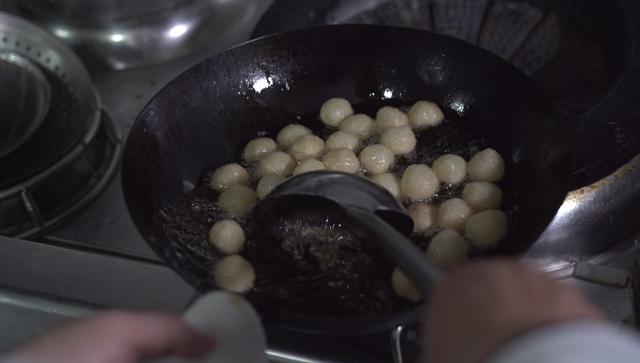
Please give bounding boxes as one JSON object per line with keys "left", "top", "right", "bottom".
{"left": 7, "top": 0, "right": 272, "bottom": 70}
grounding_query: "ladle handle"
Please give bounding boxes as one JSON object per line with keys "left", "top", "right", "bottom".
{"left": 344, "top": 207, "right": 442, "bottom": 295}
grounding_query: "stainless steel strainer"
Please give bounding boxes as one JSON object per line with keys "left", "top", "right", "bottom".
{"left": 0, "top": 11, "right": 101, "bottom": 187}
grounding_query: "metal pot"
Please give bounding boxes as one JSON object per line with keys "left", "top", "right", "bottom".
{"left": 7, "top": 0, "right": 273, "bottom": 69}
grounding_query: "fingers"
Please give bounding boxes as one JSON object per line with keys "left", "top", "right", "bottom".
{"left": 94, "top": 311, "right": 215, "bottom": 359}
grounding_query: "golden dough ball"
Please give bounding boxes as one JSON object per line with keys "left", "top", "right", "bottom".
{"left": 359, "top": 144, "right": 395, "bottom": 175}
{"left": 257, "top": 151, "right": 295, "bottom": 177}
{"left": 289, "top": 134, "right": 325, "bottom": 161}
{"left": 276, "top": 124, "right": 312, "bottom": 149}
{"left": 376, "top": 106, "right": 409, "bottom": 131}
{"left": 214, "top": 255, "right": 255, "bottom": 293}
{"left": 380, "top": 126, "right": 417, "bottom": 156}
{"left": 391, "top": 267, "right": 422, "bottom": 302}
{"left": 218, "top": 185, "right": 257, "bottom": 217}
{"left": 438, "top": 198, "right": 472, "bottom": 231}
{"left": 210, "top": 163, "right": 250, "bottom": 191}
{"left": 256, "top": 174, "right": 286, "bottom": 200}
{"left": 462, "top": 182, "right": 503, "bottom": 211}
{"left": 325, "top": 131, "right": 360, "bottom": 151}
{"left": 339, "top": 114, "right": 375, "bottom": 139}
{"left": 208, "top": 220, "right": 245, "bottom": 254}
{"left": 408, "top": 203, "right": 438, "bottom": 235}
{"left": 465, "top": 209, "right": 508, "bottom": 247}
{"left": 400, "top": 164, "right": 439, "bottom": 201}
{"left": 293, "top": 159, "right": 325, "bottom": 176}
{"left": 370, "top": 173, "right": 400, "bottom": 198}
{"left": 408, "top": 101, "right": 444, "bottom": 129}
{"left": 426, "top": 229, "right": 468, "bottom": 268}
{"left": 432, "top": 154, "right": 467, "bottom": 185}
{"left": 322, "top": 148, "right": 360, "bottom": 174}
{"left": 320, "top": 98, "right": 354, "bottom": 127}
{"left": 243, "top": 137, "right": 277, "bottom": 163}
{"left": 468, "top": 148, "right": 505, "bottom": 182}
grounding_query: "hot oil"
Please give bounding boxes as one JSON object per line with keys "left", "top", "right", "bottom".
{"left": 157, "top": 100, "right": 519, "bottom": 316}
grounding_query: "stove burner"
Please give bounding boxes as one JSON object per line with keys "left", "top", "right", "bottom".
{"left": 0, "top": 110, "right": 122, "bottom": 238}
{"left": 253, "top": 0, "right": 640, "bottom": 188}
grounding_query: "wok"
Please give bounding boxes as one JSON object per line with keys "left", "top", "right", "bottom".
{"left": 122, "top": 25, "right": 571, "bottom": 334}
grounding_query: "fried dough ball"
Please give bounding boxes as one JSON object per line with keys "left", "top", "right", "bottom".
{"left": 380, "top": 126, "right": 417, "bottom": 156}
{"left": 214, "top": 255, "right": 255, "bottom": 293}
{"left": 426, "top": 229, "right": 468, "bottom": 268}
{"left": 359, "top": 144, "right": 395, "bottom": 175}
{"left": 339, "top": 114, "right": 375, "bottom": 139}
{"left": 208, "top": 220, "right": 245, "bottom": 254}
{"left": 257, "top": 151, "right": 295, "bottom": 177}
{"left": 289, "top": 134, "right": 325, "bottom": 161}
{"left": 276, "top": 124, "right": 312, "bottom": 149}
{"left": 438, "top": 198, "right": 472, "bottom": 231}
{"left": 468, "top": 148, "right": 505, "bottom": 182}
{"left": 210, "top": 163, "right": 250, "bottom": 192}
{"left": 408, "top": 100, "right": 444, "bottom": 129}
{"left": 400, "top": 165, "right": 439, "bottom": 201}
{"left": 322, "top": 148, "right": 360, "bottom": 174}
{"left": 218, "top": 185, "right": 257, "bottom": 217}
{"left": 325, "top": 131, "right": 360, "bottom": 151}
{"left": 408, "top": 203, "right": 438, "bottom": 235}
{"left": 462, "top": 182, "right": 503, "bottom": 211}
{"left": 256, "top": 174, "right": 286, "bottom": 200}
{"left": 320, "top": 98, "right": 353, "bottom": 128}
{"left": 243, "top": 137, "right": 277, "bottom": 163}
{"left": 465, "top": 209, "right": 508, "bottom": 247}
{"left": 376, "top": 106, "right": 409, "bottom": 131}
{"left": 432, "top": 154, "right": 467, "bottom": 185}
{"left": 370, "top": 173, "right": 400, "bottom": 198}
{"left": 391, "top": 267, "right": 421, "bottom": 302}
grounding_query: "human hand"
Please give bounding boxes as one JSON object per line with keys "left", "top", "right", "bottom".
{"left": 423, "top": 258, "right": 603, "bottom": 363}
{"left": 7, "top": 311, "right": 215, "bottom": 363}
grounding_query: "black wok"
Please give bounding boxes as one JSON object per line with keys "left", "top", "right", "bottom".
{"left": 122, "top": 25, "right": 571, "bottom": 334}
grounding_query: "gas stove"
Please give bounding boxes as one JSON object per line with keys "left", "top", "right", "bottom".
{"left": 1, "top": 1, "right": 639, "bottom": 362}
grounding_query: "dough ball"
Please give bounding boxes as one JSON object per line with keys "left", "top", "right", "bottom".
{"left": 293, "top": 159, "right": 325, "bottom": 176}
{"left": 243, "top": 137, "right": 277, "bottom": 163}
{"left": 408, "top": 203, "right": 438, "bottom": 235}
{"left": 359, "top": 144, "right": 395, "bottom": 175}
{"left": 322, "top": 148, "right": 360, "bottom": 174}
{"left": 438, "top": 198, "right": 472, "bottom": 231}
{"left": 465, "top": 209, "right": 508, "bottom": 247}
{"left": 380, "top": 126, "right": 417, "bottom": 156}
{"left": 400, "top": 164, "right": 439, "bottom": 201}
{"left": 257, "top": 151, "right": 295, "bottom": 177}
{"left": 276, "top": 124, "right": 312, "bottom": 149}
{"left": 210, "top": 163, "right": 250, "bottom": 191}
{"left": 376, "top": 106, "right": 409, "bottom": 131}
{"left": 370, "top": 173, "right": 400, "bottom": 197}
{"left": 468, "top": 148, "right": 505, "bottom": 182}
{"left": 320, "top": 98, "right": 353, "bottom": 127}
{"left": 391, "top": 267, "right": 422, "bottom": 302}
{"left": 427, "top": 229, "right": 468, "bottom": 268}
{"left": 339, "top": 114, "right": 375, "bottom": 139}
{"left": 289, "top": 134, "right": 325, "bottom": 161}
{"left": 432, "top": 154, "right": 467, "bottom": 185}
{"left": 408, "top": 101, "right": 444, "bottom": 129}
{"left": 463, "top": 182, "right": 503, "bottom": 211}
{"left": 325, "top": 131, "right": 360, "bottom": 151}
{"left": 208, "top": 220, "right": 245, "bottom": 254}
{"left": 214, "top": 255, "right": 255, "bottom": 293}
{"left": 218, "top": 185, "right": 257, "bottom": 217}
{"left": 256, "top": 174, "right": 286, "bottom": 200}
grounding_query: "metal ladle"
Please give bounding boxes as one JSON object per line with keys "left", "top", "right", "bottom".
{"left": 254, "top": 171, "right": 442, "bottom": 295}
